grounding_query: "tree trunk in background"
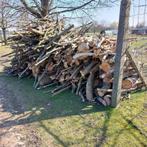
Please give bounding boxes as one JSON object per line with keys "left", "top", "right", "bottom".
{"left": 41, "top": 0, "right": 49, "bottom": 17}
{"left": 2, "top": 27, "right": 7, "bottom": 45}
{"left": 20, "top": 0, "right": 53, "bottom": 18}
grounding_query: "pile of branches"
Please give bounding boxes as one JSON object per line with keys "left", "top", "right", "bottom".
{"left": 2, "top": 18, "right": 144, "bottom": 106}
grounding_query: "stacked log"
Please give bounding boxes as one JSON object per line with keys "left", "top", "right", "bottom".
{"left": 2, "top": 18, "right": 144, "bottom": 106}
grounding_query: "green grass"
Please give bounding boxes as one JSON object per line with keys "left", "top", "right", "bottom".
{"left": 130, "top": 38, "right": 147, "bottom": 48}
{"left": 129, "top": 37, "right": 147, "bottom": 70}
{"left": 1, "top": 74, "right": 146, "bottom": 147}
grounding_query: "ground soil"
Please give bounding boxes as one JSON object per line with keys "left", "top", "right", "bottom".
{"left": 0, "top": 47, "right": 43, "bottom": 147}
{"left": 0, "top": 79, "right": 44, "bottom": 147}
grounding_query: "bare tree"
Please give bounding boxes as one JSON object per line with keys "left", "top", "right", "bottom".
{"left": 20, "top": 0, "right": 119, "bottom": 18}
{"left": 109, "top": 21, "right": 118, "bottom": 29}
{"left": 20, "top": 0, "right": 53, "bottom": 18}
{"left": 0, "top": 0, "right": 19, "bottom": 44}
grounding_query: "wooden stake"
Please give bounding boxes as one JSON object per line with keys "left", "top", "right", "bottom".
{"left": 111, "top": 0, "right": 131, "bottom": 107}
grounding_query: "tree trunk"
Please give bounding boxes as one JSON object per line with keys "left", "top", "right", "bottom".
{"left": 2, "top": 27, "right": 7, "bottom": 45}
{"left": 20, "top": 0, "right": 54, "bottom": 18}
{"left": 41, "top": 0, "right": 49, "bottom": 17}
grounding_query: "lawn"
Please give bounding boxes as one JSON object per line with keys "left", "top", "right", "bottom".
{"left": 0, "top": 42, "right": 147, "bottom": 147}
{"left": 0, "top": 73, "right": 146, "bottom": 147}
{"left": 129, "top": 36, "right": 147, "bottom": 63}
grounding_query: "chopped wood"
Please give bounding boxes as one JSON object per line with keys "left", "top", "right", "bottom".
{"left": 80, "top": 62, "right": 96, "bottom": 77}
{"left": 122, "top": 78, "right": 138, "bottom": 89}
{"left": 86, "top": 72, "right": 95, "bottom": 102}
{"left": 73, "top": 52, "right": 94, "bottom": 60}
{"left": 3, "top": 18, "right": 144, "bottom": 107}
{"left": 52, "top": 85, "right": 71, "bottom": 96}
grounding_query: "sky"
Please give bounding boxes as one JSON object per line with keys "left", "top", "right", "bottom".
{"left": 94, "top": 5, "right": 120, "bottom": 24}
{"left": 62, "top": 1, "right": 120, "bottom": 26}
{"left": 64, "top": 0, "right": 147, "bottom": 27}
{"left": 95, "top": 0, "right": 147, "bottom": 27}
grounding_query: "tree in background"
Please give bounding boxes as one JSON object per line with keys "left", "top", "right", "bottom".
{"left": 20, "top": 0, "right": 119, "bottom": 19}
{"left": 20, "top": 0, "right": 53, "bottom": 18}
{"left": 0, "top": 0, "right": 19, "bottom": 44}
{"left": 109, "top": 21, "right": 118, "bottom": 29}
{"left": 16, "top": 11, "right": 31, "bottom": 31}
{"left": 136, "top": 22, "right": 145, "bottom": 28}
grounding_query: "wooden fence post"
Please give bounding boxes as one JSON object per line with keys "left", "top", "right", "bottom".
{"left": 111, "top": 0, "right": 131, "bottom": 107}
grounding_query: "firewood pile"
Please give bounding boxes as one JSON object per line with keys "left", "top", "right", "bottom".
{"left": 2, "top": 18, "right": 144, "bottom": 106}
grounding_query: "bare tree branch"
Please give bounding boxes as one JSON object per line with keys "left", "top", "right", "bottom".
{"left": 32, "top": 0, "right": 42, "bottom": 14}
{"left": 20, "top": 0, "right": 42, "bottom": 17}
{"left": 50, "top": 0, "right": 96, "bottom": 15}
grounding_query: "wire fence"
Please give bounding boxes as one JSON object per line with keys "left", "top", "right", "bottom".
{"left": 129, "top": 0, "right": 147, "bottom": 83}
{"left": 130, "top": 0, "right": 147, "bottom": 27}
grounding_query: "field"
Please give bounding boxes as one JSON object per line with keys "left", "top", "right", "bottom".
{"left": 0, "top": 42, "right": 147, "bottom": 146}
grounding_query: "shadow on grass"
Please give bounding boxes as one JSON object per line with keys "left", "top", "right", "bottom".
{"left": 0, "top": 73, "right": 115, "bottom": 146}
{"left": 39, "top": 121, "right": 69, "bottom": 147}
{"left": 110, "top": 113, "right": 147, "bottom": 147}
{"left": 0, "top": 73, "right": 146, "bottom": 146}
{"left": 0, "top": 73, "right": 109, "bottom": 125}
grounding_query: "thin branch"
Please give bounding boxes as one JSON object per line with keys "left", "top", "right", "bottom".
{"left": 20, "top": 0, "right": 42, "bottom": 18}
{"left": 49, "top": 0, "right": 96, "bottom": 15}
